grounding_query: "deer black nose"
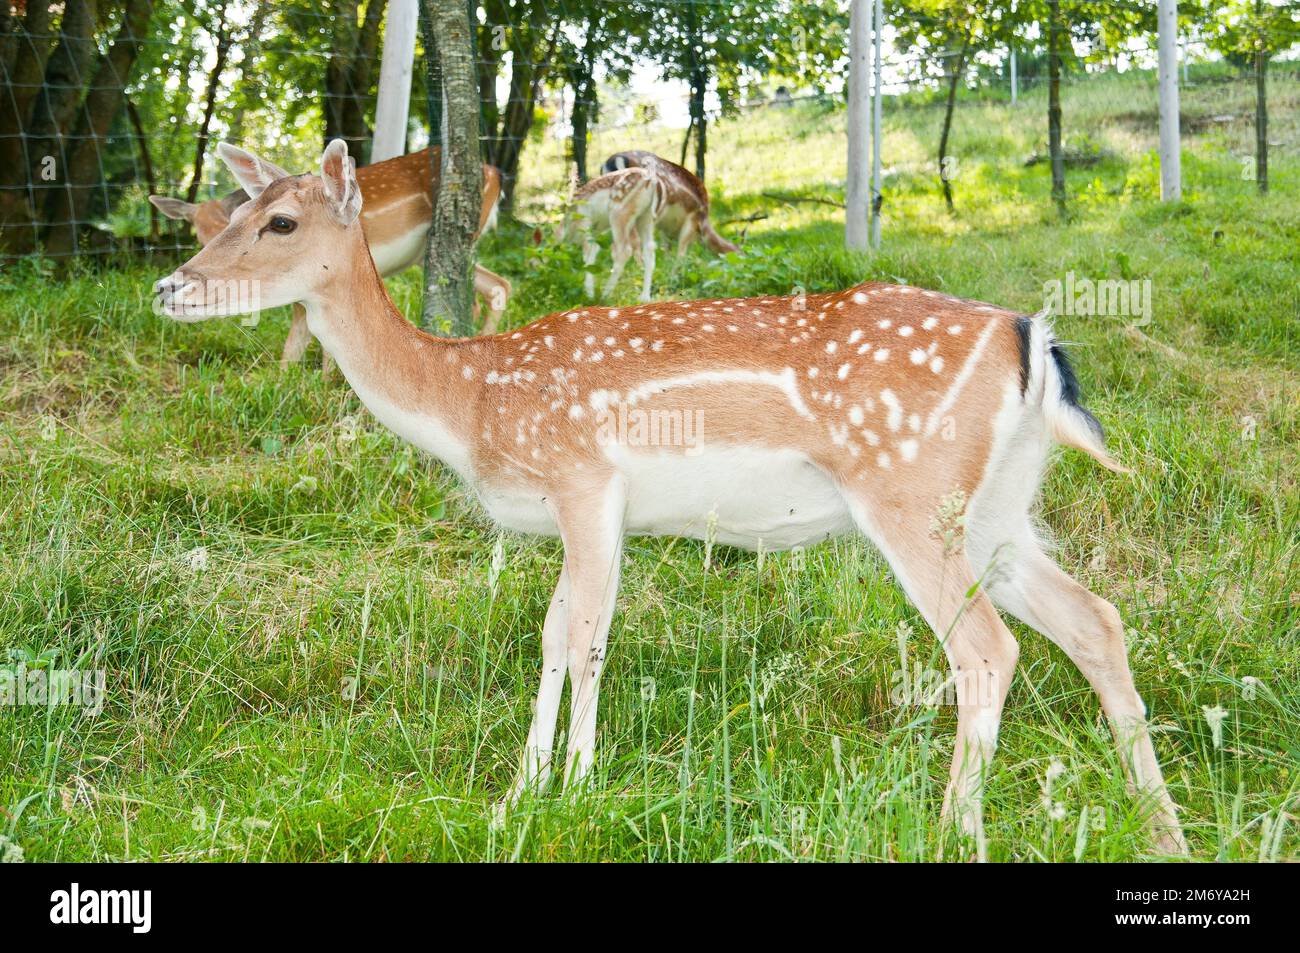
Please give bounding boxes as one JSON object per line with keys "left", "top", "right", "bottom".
{"left": 155, "top": 271, "right": 202, "bottom": 296}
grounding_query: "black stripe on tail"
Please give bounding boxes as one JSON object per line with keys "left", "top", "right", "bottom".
{"left": 1049, "top": 341, "right": 1106, "bottom": 441}
{"left": 1014, "top": 316, "right": 1033, "bottom": 393}
{"left": 1015, "top": 315, "right": 1106, "bottom": 441}
{"left": 602, "top": 153, "right": 632, "bottom": 174}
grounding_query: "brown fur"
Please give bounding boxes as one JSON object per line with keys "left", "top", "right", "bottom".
{"left": 150, "top": 147, "right": 511, "bottom": 376}
{"left": 566, "top": 167, "right": 665, "bottom": 302}
{"left": 157, "top": 154, "right": 1187, "bottom": 858}
{"left": 604, "top": 150, "right": 740, "bottom": 255}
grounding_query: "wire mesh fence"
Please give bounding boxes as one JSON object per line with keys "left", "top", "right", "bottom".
{"left": 0, "top": 0, "right": 1295, "bottom": 264}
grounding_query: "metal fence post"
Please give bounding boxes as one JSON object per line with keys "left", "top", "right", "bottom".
{"left": 870, "top": 0, "right": 883, "bottom": 248}
{"left": 372, "top": 0, "right": 420, "bottom": 162}
{"left": 1157, "top": 0, "right": 1182, "bottom": 201}
{"left": 846, "top": 0, "right": 871, "bottom": 250}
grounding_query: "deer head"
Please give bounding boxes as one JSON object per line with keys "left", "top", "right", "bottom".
{"left": 153, "top": 141, "right": 362, "bottom": 322}
{"left": 148, "top": 194, "right": 231, "bottom": 244}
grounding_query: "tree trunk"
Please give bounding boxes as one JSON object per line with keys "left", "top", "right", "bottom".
{"left": 478, "top": 9, "right": 557, "bottom": 211}
{"left": 495, "top": 21, "right": 558, "bottom": 211}
{"left": 694, "top": 88, "right": 707, "bottom": 181}
{"left": 1254, "top": 48, "right": 1268, "bottom": 194}
{"left": 325, "top": 0, "right": 361, "bottom": 147}
{"left": 0, "top": 0, "right": 56, "bottom": 250}
{"left": 186, "top": 6, "right": 233, "bottom": 203}
{"left": 1047, "top": 0, "right": 1066, "bottom": 218}
{"left": 0, "top": 2, "right": 55, "bottom": 154}
{"left": 938, "top": 34, "right": 970, "bottom": 215}
{"left": 126, "top": 99, "right": 160, "bottom": 241}
{"left": 686, "top": 0, "right": 707, "bottom": 180}
{"left": 568, "top": 53, "right": 595, "bottom": 184}
{"left": 16, "top": 0, "right": 100, "bottom": 251}
{"left": 25, "top": 0, "right": 100, "bottom": 158}
{"left": 420, "top": 0, "right": 483, "bottom": 335}
{"left": 44, "top": 0, "right": 157, "bottom": 255}
{"left": 492, "top": 57, "right": 534, "bottom": 197}
{"left": 684, "top": 79, "right": 707, "bottom": 180}
{"left": 340, "top": 0, "right": 388, "bottom": 163}
{"left": 1, "top": 4, "right": 15, "bottom": 78}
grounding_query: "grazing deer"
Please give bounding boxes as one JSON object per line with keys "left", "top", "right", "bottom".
{"left": 150, "top": 146, "right": 512, "bottom": 376}
{"left": 602, "top": 150, "right": 740, "bottom": 257}
{"left": 561, "top": 167, "right": 665, "bottom": 303}
{"left": 154, "top": 140, "right": 1187, "bottom": 859}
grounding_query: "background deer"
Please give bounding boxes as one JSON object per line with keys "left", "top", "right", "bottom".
{"left": 150, "top": 145, "right": 512, "bottom": 376}
{"left": 154, "top": 140, "right": 1188, "bottom": 860}
{"left": 602, "top": 150, "right": 741, "bottom": 257}
{"left": 560, "top": 166, "right": 665, "bottom": 303}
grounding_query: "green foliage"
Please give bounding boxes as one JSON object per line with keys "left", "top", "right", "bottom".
{"left": 1203, "top": 0, "right": 1300, "bottom": 62}
{"left": 0, "top": 49, "right": 1297, "bottom": 865}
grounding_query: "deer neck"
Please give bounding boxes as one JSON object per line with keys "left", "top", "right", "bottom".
{"left": 301, "top": 243, "right": 486, "bottom": 479}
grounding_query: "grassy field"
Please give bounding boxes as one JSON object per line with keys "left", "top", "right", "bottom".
{"left": 1, "top": 66, "right": 1297, "bottom": 862}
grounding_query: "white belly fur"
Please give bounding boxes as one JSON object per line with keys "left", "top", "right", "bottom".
{"left": 478, "top": 445, "right": 855, "bottom": 551}
{"left": 619, "top": 445, "right": 854, "bottom": 550}
{"left": 369, "top": 224, "right": 430, "bottom": 276}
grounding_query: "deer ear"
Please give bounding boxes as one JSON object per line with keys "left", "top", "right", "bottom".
{"left": 216, "top": 143, "right": 290, "bottom": 198}
{"left": 149, "top": 195, "right": 198, "bottom": 221}
{"left": 320, "top": 138, "right": 362, "bottom": 226}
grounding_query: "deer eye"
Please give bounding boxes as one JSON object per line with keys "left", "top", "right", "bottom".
{"left": 267, "top": 216, "right": 296, "bottom": 235}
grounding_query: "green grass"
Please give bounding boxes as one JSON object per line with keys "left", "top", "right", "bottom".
{"left": 1, "top": 66, "right": 1297, "bottom": 862}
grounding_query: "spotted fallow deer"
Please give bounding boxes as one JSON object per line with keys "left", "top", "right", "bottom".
{"left": 602, "top": 150, "right": 741, "bottom": 257}
{"left": 149, "top": 146, "right": 512, "bottom": 376}
{"left": 154, "top": 140, "right": 1187, "bottom": 860}
{"left": 561, "top": 166, "right": 665, "bottom": 303}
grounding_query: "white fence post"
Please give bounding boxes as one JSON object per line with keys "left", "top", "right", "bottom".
{"left": 1010, "top": 48, "right": 1018, "bottom": 104}
{"left": 846, "top": 0, "right": 871, "bottom": 249}
{"left": 371, "top": 0, "right": 420, "bottom": 162}
{"left": 869, "top": 0, "right": 883, "bottom": 248}
{"left": 1157, "top": 0, "right": 1181, "bottom": 200}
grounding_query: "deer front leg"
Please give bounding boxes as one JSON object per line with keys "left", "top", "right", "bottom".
{"left": 504, "top": 567, "right": 570, "bottom": 804}
{"left": 556, "top": 476, "right": 626, "bottom": 789}
{"left": 281, "top": 303, "right": 312, "bottom": 368}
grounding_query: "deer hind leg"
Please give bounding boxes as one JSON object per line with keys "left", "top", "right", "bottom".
{"left": 675, "top": 215, "right": 698, "bottom": 257}
{"left": 602, "top": 208, "right": 637, "bottom": 300}
{"left": 281, "top": 303, "right": 312, "bottom": 369}
{"left": 848, "top": 499, "right": 1018, "bottom": 861}
{"left": 636, "top": 209, "right": 656, "bottom": 303}
{"left": 555, "top": 475, "right": 626, "bottom": 789}
{"left": 963, "top": 409, "right": 1189, "bottom": 856}
{"left": 974, "top": 532, "right": 1188, "bottom": 855}
{"left": 474, "top": 265, "right": 510, "bottom": 335}
{"left": 582, "top": 226, "right": 600, "bottom": 300}
{"left": 504, "top": 567, "right": 570, "bottom": 805}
